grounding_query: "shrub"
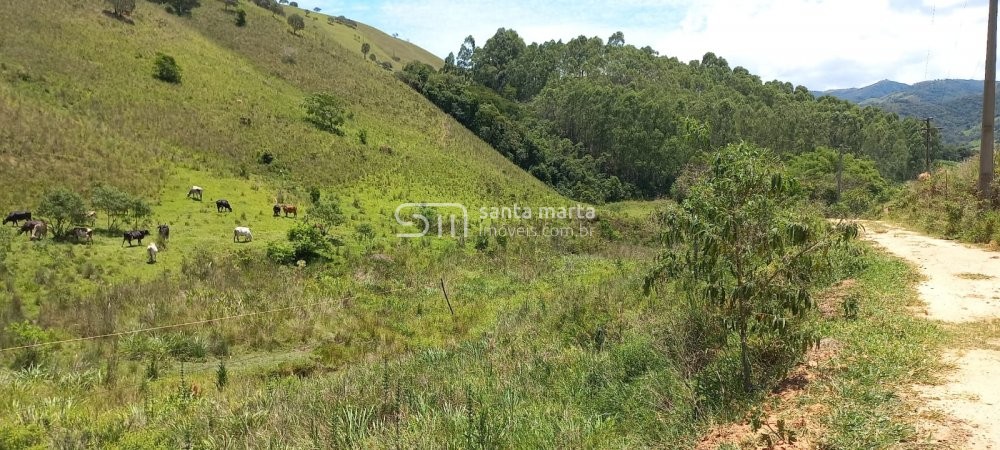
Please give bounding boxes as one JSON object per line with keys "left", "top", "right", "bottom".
{"left": 106, "top": 0, "right": 136, "bottom": 17}
{"left": 266, "top": 240, "right": 296, "bottom": 264}
{"left": 150, "top": 0, "right": 200, "bottom": 16}
{"left": 235, "top": 9, "right": 247, "bottom": 26}
{"left": 303, "top": 92, "right": 346, "bottom": 135}
{"left": 153, "top": 53, "right": 181, "bottom": 84}
{"left": 647, "top": 142, "right": 857, "bottom": 392}
{"left": 287, "top": 13, "right": 305, "bottom": 34}
{"left": 288, "top": 221, "right": 329, "bottom": 261}
{"left": 6, "top": 322, "right": 57, "bottom": 370}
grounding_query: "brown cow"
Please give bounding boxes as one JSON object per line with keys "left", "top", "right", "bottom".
{"left": 280, "top": 204, "right": 297, "bottom": 218}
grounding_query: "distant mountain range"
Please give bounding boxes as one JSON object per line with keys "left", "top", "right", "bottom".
{"left": 815, "top": 79, "right": 1000, "bottom": 147}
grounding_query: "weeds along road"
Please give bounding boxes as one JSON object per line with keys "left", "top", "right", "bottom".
{"left": 862, "top": 221, "right": 1000, "bottom": 449}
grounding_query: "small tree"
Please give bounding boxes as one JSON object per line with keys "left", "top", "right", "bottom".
{"left": 368, "top": 53, "right": 377, "bottom": 62}
{"left": 153, "top": 53, "right": 181, "bottom": 84}
{"left": 106, "top": 0, "right": 136, "bottom": 17}
{"left": 302, "top": 92, "right": 346, "bottom": 135}
{"left": 361, "top": 42, "right": 370, "bottom": 57}
{"left": 92, "top": 185, "right": 132, "bottom": 231}
{"left": 38, "top": 188, "right": 87, "bottom": 238}
{"left": 235, "top": 9, "right": 246, "bottom": 26}
{"left": 646, "top": 143, "right": 857, "bottom": 392}
{"left": 287, "top": 13, "right": 305, "bottom": 34}
{"left": 308, "top": 196, "right": 345, "bottom": 226}
{"left": 312, "top": 6, "right": 320, "bottom": 12}
{"left": 128, "top": 197, "right": 152, "bottom": 229}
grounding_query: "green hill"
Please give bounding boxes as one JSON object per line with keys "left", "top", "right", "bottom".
{"left": 819, "top": 79, "right": 999, "bottom": 148}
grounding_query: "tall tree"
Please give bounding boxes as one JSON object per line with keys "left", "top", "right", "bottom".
{"left": 456, "top": 35, "right": 475, "bottom": 71}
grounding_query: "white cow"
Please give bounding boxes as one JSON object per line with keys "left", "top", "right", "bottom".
{"left": 147, "top": 242, "right": 158, "bottom": 263}
{"left": 187, "top": 186, "right": 203, "bottom": 200}
{"left": 233, "top": 226, "right": 252, "bottom": 243}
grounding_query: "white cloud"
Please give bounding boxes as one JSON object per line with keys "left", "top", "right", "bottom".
{"left": 312, "top": 0, "right": 991, "bottom": 90}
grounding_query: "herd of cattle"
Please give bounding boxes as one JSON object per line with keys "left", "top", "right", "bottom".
{"left": 4, "top": 186, "right": 300, "bottom": 263}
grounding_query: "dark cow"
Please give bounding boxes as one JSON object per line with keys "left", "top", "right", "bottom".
{"left": 273, "top": 204, "right": 281, "bottom": 217}
{"left": 3, "top": 211, "right": 31, "bottom": 226}
{"left": 281, "top": 204, "right": 298, "bottom": 218}
{"left": 122, "top": 229, "right": 150, "bottom": 247}
{"left": 187, "top": 186, "right": 203, "bottom": 201}
{"left": 216, "top": 199, "right": 232, "bottom": 213}
{"left": 17, "top": 220, "right": 41, "bottom": 235}
{"left": 71, "top": 226, "right": 94, "bottom": 244}
{"left": 157, "top": 224, "right": 170, "bottom": 241}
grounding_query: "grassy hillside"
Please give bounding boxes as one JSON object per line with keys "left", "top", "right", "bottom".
{"left": 0, "top": 0, "right": 552, "bottom": 211}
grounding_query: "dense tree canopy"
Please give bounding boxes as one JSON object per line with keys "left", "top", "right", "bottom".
{"left": 401, "top": 28, "right": 948, "bottom": 202}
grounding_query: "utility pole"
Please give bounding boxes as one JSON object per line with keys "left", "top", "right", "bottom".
{"left": 923, "top": 117, "right": 933, "bottom": 173}
{"left": 980, "top": 0, "right": 998, "bottom": 199}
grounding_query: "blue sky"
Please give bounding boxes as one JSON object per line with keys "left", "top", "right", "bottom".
{"left": 304, "top": 0, "right": 990, "bottom": 90}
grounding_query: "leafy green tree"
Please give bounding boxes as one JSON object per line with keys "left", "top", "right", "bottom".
{"left": 456, "top": 35, "right": 475, "bottom": 71}
{"left": 368, "top": 53, "right": 377, "bottom": 62}
{"left": 38, "top": 188, "right": 87, "bottom": 238}
{"left": 443, "top": 52, "right": 456, "bottom": 72}
{"left": 287, "top": 222, "right": 329, "bottom": 261}
{"left": 128, "top": 197, "right": 152, "bottom": 229}
{"left": 607, "top": 31, "right": 625, "bottom": 47}
{"left": 92, "top": 185, "right": 132, "bottom": 231}
{"left": 472, "top": 28, "right": 526, "bottom": 94}
{"left": 235, "top": 9, "right": 246, "bottom": 26}
{"left": 361, "top": 42, "right": 370, "bottom": 57}
{"left": 302, "top": 92, "right": 346, "bottom": 135}
{"left": 287, "top": 13, "right": 305, "bottom": 34}
{"left": 153, "top": 53, "right": 181, "bottom": 84}
{"left": 106, "top": 0, "right": 136, "bottom": 17}
{"left": 647, "top": 143, "right": 857, "bottom": 392}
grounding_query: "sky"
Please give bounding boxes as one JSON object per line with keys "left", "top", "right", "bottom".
{"left": 306, "top": 0, "right": 992, "bottom": 91}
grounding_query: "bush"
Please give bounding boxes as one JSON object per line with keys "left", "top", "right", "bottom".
{"left": 308, "top": 196, "right": 345, "bottom": 226}
{"left": 287, "top": 13, "right": 305, "bottom": 34}
{"left": 6, "top": 322, "right": 57, "bottom": 370}
{"left": 235, "top": 9, "right": 247, "bottom": 26}
{"left": 303, "top": 92, "right": 346, "bottom": 135}
{"left": 266, "top": 240, "right": 296, "bottom": 264}
{"left": 106, "top": 0, "right": 136, "bottom": 16}
{"left": 288, "top": 222, "right": 329, "bottom": 261}
{"left": 153, "top": 53, "right": 181, "bottom": 84}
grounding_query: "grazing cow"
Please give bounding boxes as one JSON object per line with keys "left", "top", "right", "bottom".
{"left": 29, "top": 222, "right": 47, "bottom": 241}
{"left": 187, "top": 186, "right": 203, "bottom": 201}
{"left": 216, "top": 199, "right": 233, "bottom": 213}
{"left": 18, "top": 220, "right": 41, "bottom": 236}
{"left": 918, "top": 172, "right": 931, "bottom": 181}
{"left": 3, "top": 211, "right": 31, "bottom": 226}
{"left": 147, "top": 242, "right": 158, "bottom": 263}
{"left": 233, "top": 226, "right": 252, "bottom": 243}
{"left": 157, "top": 224, "right": 170, "bottom": 241}
{"left": 122, "top": 229, "right": 150, "bottom": 247}
{"left": 281, "top": 204, "right": 298, "bottom": 218}
{"left": 71, "top": 226, "right": 94, "bottom": 244}
{"left": 273, "top": 204, "right": 281, "bottom": 217}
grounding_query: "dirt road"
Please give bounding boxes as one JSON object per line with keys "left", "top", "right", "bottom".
{"left": 862, "top": 222, "right": 1000, "bottom": 448}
